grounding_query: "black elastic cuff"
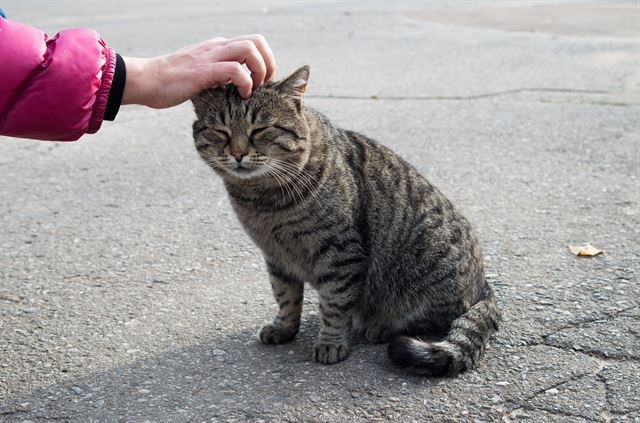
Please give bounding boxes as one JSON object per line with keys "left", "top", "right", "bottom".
{"left": 104, "top": 53, "right": 126, "bottom": 121}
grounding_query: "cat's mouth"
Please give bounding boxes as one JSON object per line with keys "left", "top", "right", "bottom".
{"left": 227, "top": 162, "right": 263, "bottom": 179}
{"left": 234, "top": 167, "right": 252, "bottom": 174}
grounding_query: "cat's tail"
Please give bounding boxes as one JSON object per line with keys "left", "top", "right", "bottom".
{"left": 387, "top": 290, "right": 500, "bottom": 376}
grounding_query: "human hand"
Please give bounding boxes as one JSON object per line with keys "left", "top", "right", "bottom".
{"left": 121, "top": 34, "right": 276, "bottom": 108}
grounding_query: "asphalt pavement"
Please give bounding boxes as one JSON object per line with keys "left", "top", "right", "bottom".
{"left": 1, "top": 1, "right": 638, "bottom": 422}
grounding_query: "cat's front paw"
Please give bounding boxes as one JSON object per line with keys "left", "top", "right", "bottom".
{"left": 313, "top": 341, "right": 350, "bottom": 364}
{"left": 258, "top": 323, "right": 298, "bottom": 345}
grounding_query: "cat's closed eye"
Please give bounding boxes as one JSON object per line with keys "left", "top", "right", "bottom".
{"left": 251, "top": 126, "right": 298, "bottom": 140}
{"left": 211, "top": 127, "right": 231, "bottom": 140}
{"left": 273, "top": 125, "right": 298, "bottom": 138}
{"left": 196, "top": 126, "right": 231, "bottom": 144}
{"left": 250, "top": 127, "right": 270, "bottom": 139}
{"left": 250, "top": 127, "right": 292, "bottom": 146}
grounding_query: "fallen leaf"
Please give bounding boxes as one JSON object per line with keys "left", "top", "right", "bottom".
{"left": 569, "top": 241, "right": 603, "bottom": 257}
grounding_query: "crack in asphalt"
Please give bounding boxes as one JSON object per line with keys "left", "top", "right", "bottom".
{"left": 608, "top": 407, "right": 640, "bottom": 416}
{"left": 518, "top": 304, "right": 638, "bottom": 352}
{"left": 309, "top": 87, "right": 617, "bottom": 101}
{"left": 506, "top": 406, "right": 610, "bottom": 422}
{"left": 597, "top": 366, "right": 613, "bottom": 419}
{"left": 544, "top": 334, "right": 639, "bottom": 361}
{"left": 519, "top": 404, "right": 601, "bottom": 422}
{"left": 509, "top": 372, "right": 609, "bottom": 421}
{"left": 522, "top": 334, "right": 640, "bottom": 362}
{"left": 597, "top": 363, "right": 640, "bottom": 418}
{"left": 508, "top": 306, "right": 639, "bottom": 421}
{"left": 549, "top": 305, "right": 639, "bottom": 334}
{"left": 505, "top": 372, "right": 592, "bottom": 409}
{"left": 33, "top": 415, "right": 70, "bottom": 421}
{"left": 517, "top": 305, "right": 639, "bottom": 360}
{"left": 541, "top": 305, "right": 640, "bottom": 361}
{"left": 0, "top": 408, "right": 28, "bottom": 417}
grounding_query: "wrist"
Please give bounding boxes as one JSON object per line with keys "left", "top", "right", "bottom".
{"left": 121, "top": 56, "right": 153, "bottom": 107}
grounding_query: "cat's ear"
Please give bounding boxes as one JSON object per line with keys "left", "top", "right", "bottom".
{"left": 273, "top": 66, "right": 310, "bottom": 103}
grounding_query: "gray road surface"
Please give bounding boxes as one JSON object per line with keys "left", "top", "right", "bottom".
{"left": 1, "top": 1, "right": 639, "bottom": 422}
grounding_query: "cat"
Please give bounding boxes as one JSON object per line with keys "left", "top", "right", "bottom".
{"left": 191, "top": 66, "right": 500, "bottom": 376}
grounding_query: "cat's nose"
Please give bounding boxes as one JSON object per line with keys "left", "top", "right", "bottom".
{"left": 232, "top": 152, "right": 246, "bottom": 162}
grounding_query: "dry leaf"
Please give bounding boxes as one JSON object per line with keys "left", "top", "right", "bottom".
{"left": 569, "top": 241, "right": 603, "bottom": 257}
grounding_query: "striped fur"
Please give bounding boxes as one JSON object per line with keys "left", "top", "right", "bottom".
{"left": 192, "top": 66, "right": 500, "bottom": 375}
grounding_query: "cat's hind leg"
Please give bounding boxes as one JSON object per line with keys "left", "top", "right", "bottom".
{"left": 365, "top": 323, "right": 396, "bottom": 344}
{"left": 364, "top": 312, "right": 443, "bottom": 344}
{"left": 387, "top": 292, "right": 500, "bottom": 376}
{"left": 258, "top": 264, "right": 304, "bottom": 345}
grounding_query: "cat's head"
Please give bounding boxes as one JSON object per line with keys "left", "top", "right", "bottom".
{"left": 192, "top": 66, "right": 311, "bottom": 181}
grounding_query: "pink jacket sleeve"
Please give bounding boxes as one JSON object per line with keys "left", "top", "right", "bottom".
{"left": 0, "top": 18, "right": 116, "bottom": 141}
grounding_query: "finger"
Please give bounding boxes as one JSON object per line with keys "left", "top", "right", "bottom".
{"left": 207, "top": 36, "right": 228, "bottom": 45}
{"left": 177, "top": 36, "right": 227, "bottom": 54}
{"left": 209, "top": 62, "right": 253, "bottom": 98}
{"left": 229, "top": 34, "right": 276, "bottom": 82}
{"left": 213, "top": 40, "right": 267, "bottom": 89}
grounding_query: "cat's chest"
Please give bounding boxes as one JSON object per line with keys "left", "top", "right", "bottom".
{"left": 233, "top": 206, "right": 328, "bottom": 281}
{"left": 240, "top": 213, "right": 313, "bottom": 257}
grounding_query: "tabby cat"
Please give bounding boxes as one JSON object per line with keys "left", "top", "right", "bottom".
{"left": 192, "top": 66, "right": 500, "bottom": 376}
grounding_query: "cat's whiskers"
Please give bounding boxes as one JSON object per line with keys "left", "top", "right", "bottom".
{"left": 204, "top": 157, "right": 224, "bottom": 171}
{"left": 261, "top": 162, "right": 292, "bottom": 205}
{"left": 271, "top": 160, "right": 320, "bottom": 208}
{"left": 268, "top": 161, "right": 315, "bottom": 206}
{"left": 268, "top": 163, "right": 307, "bottom": 206}
{"left": 265, "top": 164, "right": 303, "bottom": 206}
{"left": 275, "top": 167, "right": 324, "bottom": 210}
{"left": 268, "top": 159, "right": 315, "bottom": 193}
{"left": 269, "top": 158, "right": 329, "bottom": 210}
{"left": 269, "top": 158, "right": 328, "bottom": 198}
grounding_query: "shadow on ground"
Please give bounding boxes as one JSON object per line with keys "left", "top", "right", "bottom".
{"left": 2, "top": 318, "right": 429, "bottom": 422}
